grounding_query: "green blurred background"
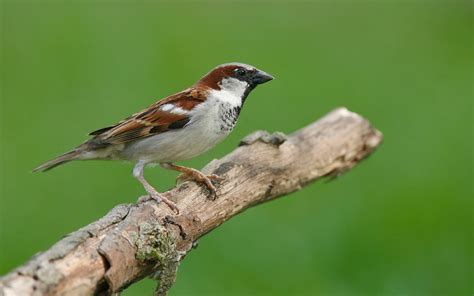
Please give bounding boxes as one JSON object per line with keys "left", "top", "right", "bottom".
{"left": 1, "top": 0, "right": 472, "bottom": 295}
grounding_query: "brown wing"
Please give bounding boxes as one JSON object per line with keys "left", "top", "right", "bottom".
{"left": 88, "top": 88, "right": 207, "bottom": 146}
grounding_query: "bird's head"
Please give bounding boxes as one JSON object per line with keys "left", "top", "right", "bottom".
{"left": 196, "top": 62, "right": 274, "bottom": 103}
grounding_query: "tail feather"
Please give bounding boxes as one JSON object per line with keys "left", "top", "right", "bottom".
{"left": 33, "top": 150, "right": 82, "bottom": 172}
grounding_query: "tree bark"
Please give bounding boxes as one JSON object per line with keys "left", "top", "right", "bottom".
{"left": 0, "top": 107, "right": 383, "bottom": 296}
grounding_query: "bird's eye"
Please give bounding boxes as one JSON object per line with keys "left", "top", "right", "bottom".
{"left": 235, "top": 68, "right": 246, "bottom": 76}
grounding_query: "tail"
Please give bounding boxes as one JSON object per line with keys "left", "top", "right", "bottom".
{"left": 33, "top": 150, "right": 82, "bottom": 172}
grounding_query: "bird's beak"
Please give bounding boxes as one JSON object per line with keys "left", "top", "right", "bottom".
{"left": 252, "top": 70, "right": 274, "bottom": 85}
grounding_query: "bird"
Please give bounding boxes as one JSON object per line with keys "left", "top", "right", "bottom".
{"left": 33, "top": 62, "right": 274, "bottom": 213}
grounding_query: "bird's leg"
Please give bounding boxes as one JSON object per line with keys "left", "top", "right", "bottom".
{"left": 133, "top": 161, "right": 179, "bottom": 214}
{"left": 160, "top": 162, "right": 223, "bottom": 198}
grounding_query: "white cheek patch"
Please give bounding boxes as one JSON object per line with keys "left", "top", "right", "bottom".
{"left": 211, "top": 77, "right": 248, "bottom": 106}
{"left": 219, "top": 78, "right": 248, "bottom": 98}
{"left": 209, "top": 89, "right": 241, "bottom": 107}
{"left": 160, "top": 103, "right": 188, "bottom": 115}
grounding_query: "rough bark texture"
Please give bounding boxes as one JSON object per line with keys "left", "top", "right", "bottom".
{"left": 0, "top": 108, "right": 383, "bottom": 296}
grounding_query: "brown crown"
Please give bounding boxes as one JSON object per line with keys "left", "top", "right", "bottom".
{"left": 195, "top": 64, "right": 243, "bottom": 90}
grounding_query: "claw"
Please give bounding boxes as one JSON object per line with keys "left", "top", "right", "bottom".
{"left": 177, "top": 173, "right": 223, "bottom": 185}
{"left": 182, "top": 171, "right": 220, "bottom": 199}
{"left": 138, "top": 195, "right": 152, "bottom": 203}
{"left": 193, "top": 173, "right": 220, "bottom": 198}
{"left": 148, "top": 191, "right": 162, "bottom": 203}
{"left": 160, "top": 196, "right": 180, "bottom": 214}
{"left": 133, "top": 161, "right": 179, "bottom": 214}
{"left": 207, "top": 174, "right": 224, "bottom": 181}
{"left": 161, "top": 163, "right": 224, "bottom": 201}
{"left": 138, "top": 192, "right": 179, "bottom": 214}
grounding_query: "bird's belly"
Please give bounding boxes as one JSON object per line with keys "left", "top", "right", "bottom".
{"left": 121, "top": 121, "right": 229, "bottom": 163}
{"left": 119, "top": 98, "right": 241, "bottom": 163}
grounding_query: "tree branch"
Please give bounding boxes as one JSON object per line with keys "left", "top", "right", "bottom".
{"left": 0, "top": 107, "right": 383, "bottom": 296}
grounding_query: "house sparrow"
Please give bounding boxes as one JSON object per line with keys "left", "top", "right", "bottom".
{"left": 34, "top": 63, "right": 274, "bottom": 213}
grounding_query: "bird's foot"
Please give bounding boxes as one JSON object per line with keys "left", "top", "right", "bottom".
{"left": 139, "top": 190, "right": 180, "bottom": 214}
{"left": 176, "top": 169, "right": 223, "bottom": 199}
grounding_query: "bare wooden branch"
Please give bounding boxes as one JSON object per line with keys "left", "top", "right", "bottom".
{"left": 0, "top": 108, "right": 383, "bottom": 296}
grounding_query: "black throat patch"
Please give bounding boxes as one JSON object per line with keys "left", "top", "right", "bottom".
{"left": 219, "top": 104, "right": 241, "bottom": 132}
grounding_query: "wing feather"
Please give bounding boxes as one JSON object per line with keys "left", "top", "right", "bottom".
{"left": 88, "top": 88, "right": 207, "bottom": 146}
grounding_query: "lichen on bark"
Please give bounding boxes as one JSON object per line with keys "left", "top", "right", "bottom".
{"left": 131, "top": 222, "right": 181, "bottom": 296}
